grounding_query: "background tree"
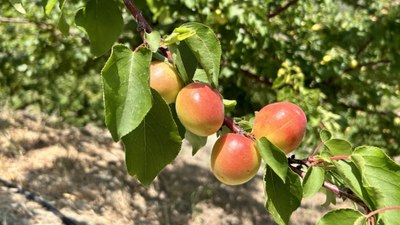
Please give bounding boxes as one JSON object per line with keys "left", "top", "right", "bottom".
{"left": 1, "top": 0, "right": 399, "bottom": 154}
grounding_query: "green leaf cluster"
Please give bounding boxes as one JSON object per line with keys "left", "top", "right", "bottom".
{"left": 258, "top": 131, "right": 400, "bottom": 224}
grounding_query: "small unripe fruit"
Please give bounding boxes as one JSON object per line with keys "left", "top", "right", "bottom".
{"left": 252, "top": 102, "right": 307, "bottom": 154}
{"left": 211, "top": 133, "right": 261, "bottom": 185}
{"left": 175, "top": 82, "right": 224, "bottom": 136}
{"left": 150, "top": 61, "right": 183, "bottom": 104}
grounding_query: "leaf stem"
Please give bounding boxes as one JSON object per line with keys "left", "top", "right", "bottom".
{"left": 365, "top": 206, "right": 400, "bottom": 219}
{"left": 310, "top": 141, "right": 324, "bottom": 158}
{"left": 329, "top": 155, "right": 350, "bottom": 161}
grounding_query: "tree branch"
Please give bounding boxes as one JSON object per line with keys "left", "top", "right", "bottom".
{"left": 123, "top": 0, "right": 152, "bottom": 38}
{"left": 0, "top": 17, "right": 54, "bottom": 29}
{"left": 267, "top": 0, "right": 299, "bottom": 18}
{"left": 240, "top": 68, "right": 273, "bottom": 85}
{"left": 288, "top": 158, "right": 370, "bottom": 212}
{"left": 344, "top": 59, "right": 391, "bottom": 72}
{"left": 337, "top": 101, "right": 398, "bottom": 118}
{"left": 356, "top": 37, "right": 373, "bottom": 57}
{"left": 223, "top": 116, "right": 255, "bottom": 140}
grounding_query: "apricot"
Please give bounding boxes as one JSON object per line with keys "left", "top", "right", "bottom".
{"left": 211, "top": 133, "right": 261, "bottom": 185}
{"left": 175, "top": 82, "right": 224, "bottom": 136}
{"left": 252, "top": 102, "right": 307, "bottom": 154}
{"left": 150, "top": 61, "right": 183, "bottom": 104}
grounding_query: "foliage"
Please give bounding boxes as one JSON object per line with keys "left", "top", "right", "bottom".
{"left": 142, "top": 0, "right": 400, "bottom": 156}
{"left": 0, "top": 1, "right": 106, "bottom": 125}
{"left": 2, "top": 0, "right": 400, "bottom": 224}
{"left": 2, "top": 0, "right": 399, "bottom": 154}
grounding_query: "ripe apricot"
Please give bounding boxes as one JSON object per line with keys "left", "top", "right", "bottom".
{"left": 150, "top": 61, "right": 183, "bottom": 104}
{"left": 252, "top": 102, "right": 307, "bottom": 154}
{"left": 175, "top": 82, "right": 224, "bottom": 136}
{"left": 211, "top": 133, "right": 261, "bottom": 185}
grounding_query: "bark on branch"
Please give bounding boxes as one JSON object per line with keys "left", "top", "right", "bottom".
{"left": 267, "top": 0, "right": 299, "bottom": 18}
{"left": 123, "top": 0, "right": 152, "bottom": 35}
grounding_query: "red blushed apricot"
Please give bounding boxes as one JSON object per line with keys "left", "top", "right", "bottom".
{"left": 175, "top": 82, "right": 224, "bottom": 136}
{"left": 252, "top": 102, "right": 307, "bottom": 154}
{"left": 211, "top": 133, "right": 261, "bottom": 185}
{"left": 150, "top": 61, "right": 183, "bottom": 104}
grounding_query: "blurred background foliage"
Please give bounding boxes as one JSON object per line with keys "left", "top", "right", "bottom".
{"left": 1, "top": 0, "right": 399, "bottom": 155}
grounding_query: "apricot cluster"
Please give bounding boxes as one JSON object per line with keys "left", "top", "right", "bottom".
{"left": 149, "top": 61, "right": 307, "bottom": 186}
{"left": 149, "top": 61, "right": 224, "bottom": 136}
{"left": 211, "top": 102, "right": 306, "bottom": 185}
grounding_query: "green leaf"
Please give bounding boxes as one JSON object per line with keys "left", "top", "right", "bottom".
{"left": 180, "top": 22, "right": 221, "bottom": 86}
{"left": 272, "top": 75, "right": 286, "bottom": 89}
{"left": 170, "top": 104, "right": 185, "bottom": 139}
{"left": 45, "top": 0, "right": 57, "bottom": 15}
{"left": 145, "top": 31, "right": 161, "bottom": 53}
{"left": 101, "top": 45, "right": 152, "bottom": 141}
{"left": 169, "top": 42, "right": 197, "bottom": 84}
{"left": 316, "top": 208, "right": 365, "bottom": 225}
{"left": 321, "top": 188, "right": 336, "bottom": 207}
{"left": 351, "top": 146, "right": 400, "bottom": 224}
{"left": 192, "top": 68, "right": 209, "bottom": 83}
{"left": 324, "top": 138, "right": 352, "bottom": 156}
{"left": 223, "top": 99, "right": 237, "bottom": 114}
{"left": 184, "top": 130, "right": 207, "bottom": 155}
{"left": 264, "top": 167, "right": 302, "bottom": 225}
{"left": 320, "top": 129, "right": 332, "bottom": 142}
{"left": 303, "top": 166, "right": 325, "bottom": 198}
{"left": 123, "top": 90, "right": 182, "bottom": 186}
{"left": 75, "top": 0, "right": 123, "bottom": 56}
{"left": 257, "top": 138, "right": 288, "bottom": 182}
{"left": 58, "top": 12, "right": 69, "bottom": 36}
{"left": 235, "top": 118, "right": 253, "bottom": 132}
{"left": 164, "top": 27, "right": 196, "bottom": 45}
{"left": 332, "top": 160, "right": 375, "bottom": 209}
{"left": 9, "top": 0, "right": 26, "bottom": 14}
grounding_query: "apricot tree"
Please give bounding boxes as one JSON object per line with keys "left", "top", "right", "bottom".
{"left": 5, "top": 0, "right": 400, "bottom": 225}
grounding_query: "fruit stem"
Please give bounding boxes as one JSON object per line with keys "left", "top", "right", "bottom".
{"left": 223, "top": 116, "right": 241, "bottom": 133}
{"left": 223, "top": 116, "right": 255, "bottom": 140}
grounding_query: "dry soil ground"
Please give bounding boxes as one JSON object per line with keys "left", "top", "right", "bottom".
{"left": 0, "top": 109, "right": 352, "bottom": 225}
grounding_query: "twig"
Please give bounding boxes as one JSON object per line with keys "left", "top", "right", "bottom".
{"left": 123, "top": 0, "right": 152, "bottom": 38}
{"left": 288, "top": 164, "right": 370, "bottom": 212}
{"left": 240, "top": 68, "right": 273, "bottom": 85}
{"left": 0, "top": 178, "right": 78, "bottom": 225}
{"left": 0, "top": 17, "right": 54, "bottom": 29}
{"left": 356, "top": 37, "right": 373, "bottom": 57}
{"left": 267, "top": 0, "right": 299, "bottom": 18}
{"left": 344, "top": 59, "right": 391, "bottom": 72}
{"left": 337, "top": 101, "right": 398, "bottom": 118}
{"left": 223, "top": 116, "right": 255, "bottom": 140}
{"left": 122, "top": 0, "right": 174, "bottom": 59}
